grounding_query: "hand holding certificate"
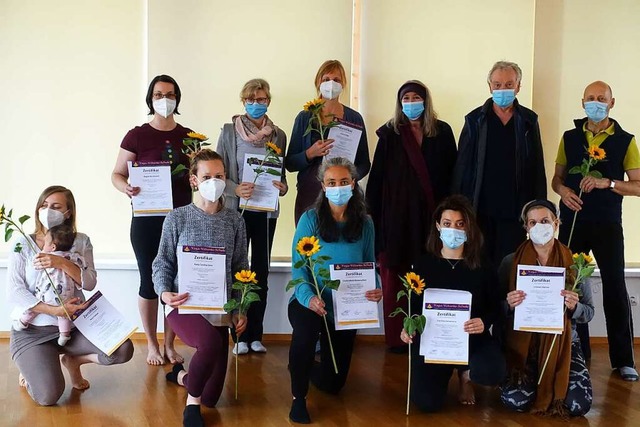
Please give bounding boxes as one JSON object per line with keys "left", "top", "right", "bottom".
{"left": 419, "top": 288, "right": 472, "bottom": 365}
{"left": 513, "top": 265, "right": 565, "bottom": 334}
{"left": 240, "top": 153, "right": 282, "bottom": 212}
{"left": 127, "top": 161, "right": 173, "bottom": 217}
{"left": 177, "top": 246, "right": 227, "bottom": 314}
{"left": 72, "top": 291, "right": 137, "bottom": 356}
{"left": 330, "top": 262, "right": 380, "bottom": 330}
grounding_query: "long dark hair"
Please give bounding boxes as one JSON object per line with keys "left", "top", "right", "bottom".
{"left": 426, "top": 195, "right": 483, "bottom": 269}
{"left": 314, "top": 158, "right": 367, "bottom": 243}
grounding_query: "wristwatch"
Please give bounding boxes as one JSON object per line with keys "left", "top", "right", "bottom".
{"left": 609, "top": 179, "right": 616, "bottom": 189}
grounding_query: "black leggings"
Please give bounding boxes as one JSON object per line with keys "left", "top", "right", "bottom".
{"left": 410, "top": 334, "right": 506, "bottom": 412}
{"left": 288, "top": 300, "right": 356, "bottom": 398}
{"left": 130, "top": 216, "right": 165, "bottom": 299}
{"left": 239, "top": 211, "right": 276, "bottom": 343}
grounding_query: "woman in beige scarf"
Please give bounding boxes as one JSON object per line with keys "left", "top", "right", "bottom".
{"left": 499, "top": 199, "right": 593, "bottom": 417}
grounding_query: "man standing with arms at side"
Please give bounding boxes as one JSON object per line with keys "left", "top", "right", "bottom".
{"left": 552, "top": 80, "right": 640, "bottom": 381}
{"left": 452, "top": 61, "right": 547, "bottom": 269}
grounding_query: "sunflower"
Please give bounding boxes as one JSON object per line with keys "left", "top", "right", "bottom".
{"left": 0, "top": 205, "right": 5, "bottom": 223}
{"left": 303, "top": 98, "right": 324, "bottom": 112}
{"left": 296, "top": 236, "right": 321, "bottom": 257}
{"left": 587, "top": 145, "right": 606, "bottom": 161}
{"left": 187, "top": 131, "right": 209, "bottom": 142}
{"left": 404, "top": 272, "right": 425, "bottom": 295}
{"left": 235, "top": 270, "right": 258, "bottom": 284}
{"left": 583, "top": 254, "right": 594, "bottom": 264}
{"left": 265, "top": 141, "right": 282, "bottom": 156}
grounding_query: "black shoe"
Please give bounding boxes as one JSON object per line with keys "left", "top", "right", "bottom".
{"left": 166, "top": 363, "right": 185, "bottom": 385}
{"left": 289, "top": 398, "right": 311, "bottom": 424}
{"left": 183, "top": 404, "right": 204, "bottom": 427}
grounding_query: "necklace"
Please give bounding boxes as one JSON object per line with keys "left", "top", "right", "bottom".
{"left": 444, "top": 258, "right": 462, "bottom": 270}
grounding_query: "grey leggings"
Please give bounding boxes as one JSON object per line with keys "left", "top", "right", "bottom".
{"left": 14, "top": 330, "right": 134, "bottom": 406}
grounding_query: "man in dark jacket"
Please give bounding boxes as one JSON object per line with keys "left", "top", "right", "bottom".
{"left": 552, "top": 81, "right": 640, "bottom": 381}
{"left": 452, "top": 61, "right": 547, "bottom": 268}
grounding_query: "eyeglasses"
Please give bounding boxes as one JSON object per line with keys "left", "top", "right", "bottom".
{"left": 245, "top": 97, "right": 269, "bottom": 105}
{"left": 153, "top": 92, "right": 177, "bottom": 100}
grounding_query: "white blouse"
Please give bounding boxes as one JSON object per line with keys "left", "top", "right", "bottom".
{"left": 6, "top": 233, "right": 97, "bottom": 327}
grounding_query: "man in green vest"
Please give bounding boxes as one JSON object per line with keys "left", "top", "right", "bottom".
{"left": 552, "top": 81, "right": 640, "bottom": 381}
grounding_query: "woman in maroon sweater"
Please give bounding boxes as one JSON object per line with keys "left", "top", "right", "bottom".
{"left": 111, "top": 74, "right": 193, "bottom": 366}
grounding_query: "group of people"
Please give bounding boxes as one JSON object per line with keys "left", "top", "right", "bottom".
{"left": 6, "top": 58, "right": 639, "bottom": 426}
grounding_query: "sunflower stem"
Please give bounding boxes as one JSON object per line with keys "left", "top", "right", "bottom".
{"left": 406, "top": 290, "right": 411, "bottom": 415}
{"left": 567, "top": 187, "right": 583, "bottom": 247}
{"left": 308, "top": 258, "right": 338, "bottom": 374}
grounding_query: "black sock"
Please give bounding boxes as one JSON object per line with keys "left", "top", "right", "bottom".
{"left": 289, "top": 398, "right": 311, "bottom": 424}
{"left": 166, "top": 363, "right": 185, "bottom": 385}
{"left": 183, "top": 404, "right": 204, "bottom": 427}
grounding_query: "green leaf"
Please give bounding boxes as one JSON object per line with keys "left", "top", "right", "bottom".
{"left": 582, "top": 265, "right": 596, "bottom": 278}
{"left": 244, "top": 292, "right": 261, "bottom": 304}
{"left": 293, "top": 260, "right": 306, "bottom": 269}
{"left": 317, "top": 255, "right": 332, "bottom": 262}
{"left": 389, "top": 307, "right": 405, "bottom": 318}
{"left": 588, "top": 170, "right": 603, "bottom": 179}
{"left": 286, "top": 278, "right": 305, "bottom": 291}
{"left": 18, "top": 215, "right": 30, "bottom": 225}
{"left": 580, "top": 163, "right": 589, "bottom": 176}
{"left": 396, "top": 290, "right": 407, "bottom": 302}
{"left": 265, "top": 169, "right": 282, "bottom": 176}
{"left": 5, "top": 227, "right": 14, "bottom": 243}
{"left": 324, "top": 279, "right": 340, "bottom": 291}
{"left": 318, "top": 267, "right": 330, "bottom": 277}
{"left": 404, "top": 317, "right": 416, "bottom": 336}
{"left": 14, "top": 242, "right": 23, "bottom": 253}
{"left": 8, "top": 209, "right": 13, "bottom": 218}
{"left": 231, "top": 282, "right": 244, "bottom": 290}
{"left": 568, "top": 166, "right": 582, "bottom": 175}
{"left": 416, "top": 315, "right": 427, "bottom": 334}
{"left": 223, "top": 299, "right": 238, "bottom": 313}
{"left": 172, "top": 164, "right": 187, "bottom": 176}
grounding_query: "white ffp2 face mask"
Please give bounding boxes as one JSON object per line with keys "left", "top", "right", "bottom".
{"left": 38, "top": 208, "right": 66, "bottom": 230}
{"left": 197, "top": 177, "right": 226, "bottom": 202}
{"left": 319, "top": 80, "right": 343, "bottom": 100}
{"left": 152, "top": 98, "right": 176, "bottom": 118}
{"left": 529, "top": 223, "right": 555, "bottom": 246}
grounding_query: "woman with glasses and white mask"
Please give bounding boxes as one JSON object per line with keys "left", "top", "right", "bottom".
{"left": 286, "top": 60, "right": 371, "bottom": 224}
{"left": 217, "top": 78, "right": 288, "bottom": 355}
{"left": 111, "top": 74, "right": 193, "bottom": 366}
{"left": 153, "top": 149, "right": 249, "bottom": 427}
{"left": 499, "top": 199, "right": 593, "bottom": 416}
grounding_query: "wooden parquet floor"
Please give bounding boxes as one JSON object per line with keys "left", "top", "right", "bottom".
{"left": 0, "top": 339, "right": 638, "bottom": 426}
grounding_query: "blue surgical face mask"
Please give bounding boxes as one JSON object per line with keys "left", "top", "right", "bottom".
{"left": 402, "top": 101, "right": 424, "bottom": 121}
{"left": 245, "top": 102, "right": 268, "bottom": 119}
{"left": 584, "top": 101, "right": 608, "bottom": 123}
{"left": 325, "top": 185, "right": 353, "bottom": 206}
{"left": 439, "top": 227, "right": 467, "bottom": 250}
{"left": 492, "top": 89, "right": 516, "bottom": 108}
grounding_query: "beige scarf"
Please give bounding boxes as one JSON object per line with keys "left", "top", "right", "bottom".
{"left": 234, "top": 114, "right": 275, "bottom": 146}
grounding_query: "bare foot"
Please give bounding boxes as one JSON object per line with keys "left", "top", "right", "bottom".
{"left": 147, "top": 346, "right": 165, "bottom": 366}
{"left": 165, "top": 346, "right": 184, "bottom": 364}
{"left": 18, "top": 373, "right": 27, "bottom": 388}
{"left": 61, "top": 355, "right": 90, "bottom": 390}
{"left": 458, "top": 370, "right": 475, "bottom": 405}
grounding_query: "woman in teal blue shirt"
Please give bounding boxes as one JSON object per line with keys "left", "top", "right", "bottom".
{"left": 287, "top": 157, "right": 381, "bottom": 424}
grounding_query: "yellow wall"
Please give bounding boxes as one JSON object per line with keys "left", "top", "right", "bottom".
{"left": 1, "top": 0, "right": 640, "bottom": 262}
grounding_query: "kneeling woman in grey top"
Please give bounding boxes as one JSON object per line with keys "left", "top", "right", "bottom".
{"left": 153, "top": 149, "right": 249, "bottom": 427}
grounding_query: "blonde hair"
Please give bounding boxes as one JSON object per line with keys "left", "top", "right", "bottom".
{"left": 239, "top": 78, "right": 271, "bottom": 102}
{"left": 390, "top": 80, "right": 439, "bottom": 137}
{"left": 314, "top": 60, "right": 348, "bottom": 94}
{"left": 34, "top": 186, "right": 77, "bottom": 235}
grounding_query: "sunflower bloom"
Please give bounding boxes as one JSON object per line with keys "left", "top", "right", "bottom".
{"left": 235, "top": 270, "right": 257, "bottom": 284}
{"left": 265, "top": 141, "right": 282, "bottom": 156}
{"left": 296, "top": 236, "right": 321, "bottom": 257}
{"left": 404, "top": 272, "right": 425, "bottom": 295}
{"left": 587, "top": 145, "right": 606, "bottom": 161}
{"left": 583, "top": 254, "right": 594, "bottom": 264}
{"left": 303, "top": 98, "right": 324, "bottom": 112}
{"left": 187, "top": 131, "right": 209, "bottom": 141}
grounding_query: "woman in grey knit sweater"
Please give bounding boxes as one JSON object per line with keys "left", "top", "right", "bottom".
{"left": 152, "top": 149, "right": 248, "bottom": 427}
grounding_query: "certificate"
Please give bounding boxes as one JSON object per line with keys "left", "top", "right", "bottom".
{"left": 177, "top": 246, "right": 227, "bottom": 314}
{"left": 514, "top": 265, "right": 565, "bottom": 334}
{"left": 330, "top": 262, "right": 379, "bottom": 330}
{"left": 127, "top": 161, "right": 173, "bottom": 217}
{"left": 419, "top": 288, "right": 472, "bottom": 365}
{"left": 240, "top": 153, "right": 281, "bottom": 212}
{"left": 71, "top": 291, "right": 137, "bottom": 356}
{"left": 326, "top": 120, "right": 363, "bottom": 163}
